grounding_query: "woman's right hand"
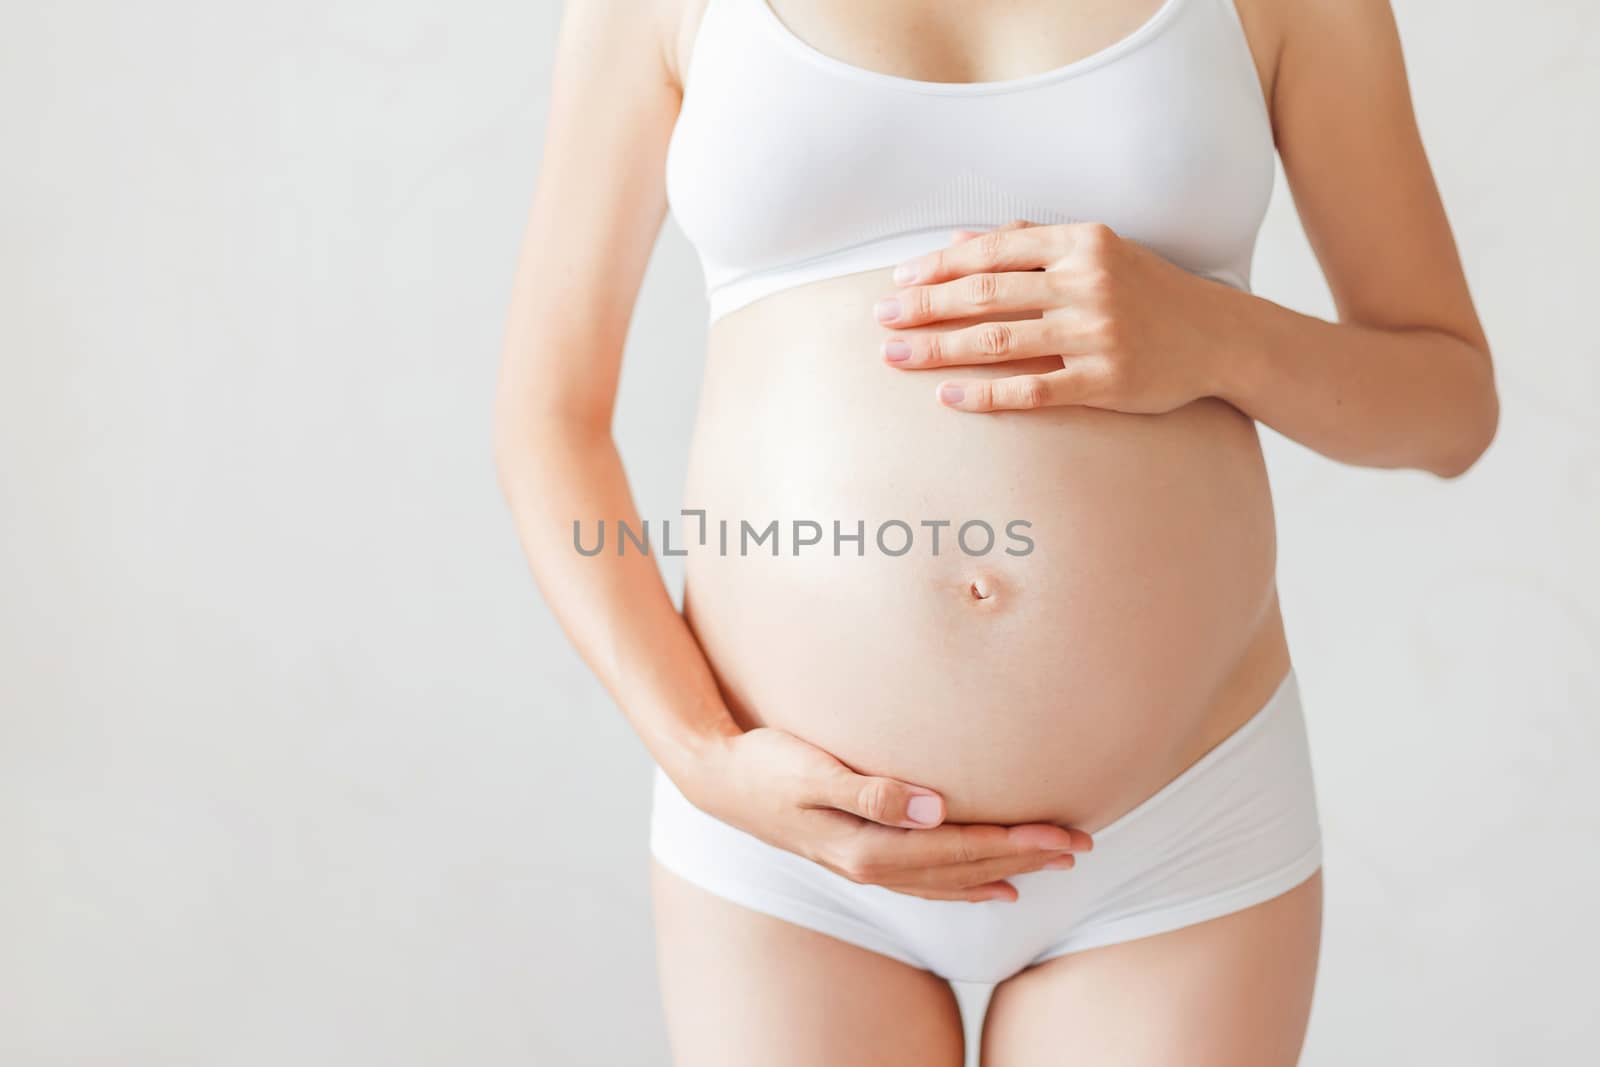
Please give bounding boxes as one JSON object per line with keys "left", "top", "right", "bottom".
{"left": 679, "top": 726, "right": 1093, "bottom": 903}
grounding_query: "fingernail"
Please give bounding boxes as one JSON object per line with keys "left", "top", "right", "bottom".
{"left": 1044, "top": 854, "right": 1075, "bottom": 870}
{"left": 874, "top": 298, "right": 901, "bottom": 323}
{"left": 892, "top": 262, "right": 919, "bottom": 284}
{"left": 906, "top": 795, "right": 941, "bottom": 826}
{"left": 986, "top": 889, "right": 1016, "bottom": 903}
{"left": 938, "top": 384, "right": 965, "bottom": 405}
{"left": 883, "top": 338, "right": 911, "bottom": 362}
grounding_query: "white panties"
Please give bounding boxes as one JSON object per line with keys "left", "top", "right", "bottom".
{"left": 649, "top": 670, "right": 1323, "bottom": 985}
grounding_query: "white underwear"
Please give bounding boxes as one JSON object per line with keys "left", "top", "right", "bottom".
{"left": 649, "top": 670, "right": 1323, "bottom": 985}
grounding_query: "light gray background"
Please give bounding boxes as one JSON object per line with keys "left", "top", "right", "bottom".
{"left": 3, "top": 1, "right": 1597, "bottom": 1064}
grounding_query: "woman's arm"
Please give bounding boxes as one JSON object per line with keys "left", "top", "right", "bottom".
{"left": 493, "top": 0, "right": 734, "bottom": 783}
{"left": 871, "top": 0, "right": 1497, "bottom": 479}
{"left": 1207, "top": 0, "right": 1498, "bottom": 477}
{"left": 495, "top": 0, "right": 1088, "bottom": 901}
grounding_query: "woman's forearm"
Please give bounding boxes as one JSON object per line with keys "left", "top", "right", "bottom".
{"left": 493, "top": 410, "right": 741, "bottom": 783}
{"left": 1207, "top": 285, "right": 1499, "bottom": 478}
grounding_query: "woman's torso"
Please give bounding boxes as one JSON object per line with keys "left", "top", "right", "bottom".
{"left": 668, "top": 0, "right": 1290, "bottom": 830}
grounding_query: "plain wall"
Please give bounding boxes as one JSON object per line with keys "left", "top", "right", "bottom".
{"left": 2, "top": 1, "right": 1596, "bottom": 1064}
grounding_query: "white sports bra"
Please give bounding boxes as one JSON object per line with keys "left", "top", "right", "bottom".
{"left": 665, "top": 0, "right": 1275, "bottom": 324}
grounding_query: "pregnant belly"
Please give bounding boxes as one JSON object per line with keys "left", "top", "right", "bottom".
{"left": 680, "top": 268, "right": 1287, "bottom": 829}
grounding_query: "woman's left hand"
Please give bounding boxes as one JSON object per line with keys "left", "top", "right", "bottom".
{"left": 875, "top": 220, "right": 1235, "bottom": 415}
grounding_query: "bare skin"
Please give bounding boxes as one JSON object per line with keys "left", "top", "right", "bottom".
{"left": 654, "top": 861, "right": 1322, "bottom": 1067}
{"left": 978, "top": 872, "right": 1324, "bottom": 1066}
{"left": 497, "top": 0, "right": 1495, "bottom": 1063}
{"left": 652, "top": 861, "right": 968, "bottom": 1067}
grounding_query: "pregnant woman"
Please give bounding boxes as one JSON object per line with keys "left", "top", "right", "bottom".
{"left": 495, "top": 0, "right": 1498, "bottom": 1062}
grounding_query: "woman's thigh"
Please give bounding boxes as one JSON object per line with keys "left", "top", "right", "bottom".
{"left": 981, "top": 871, "right": 1324, "bottom": 1067}
{"left": 650, "top": 859, "right": 965, "bottom": 1067}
